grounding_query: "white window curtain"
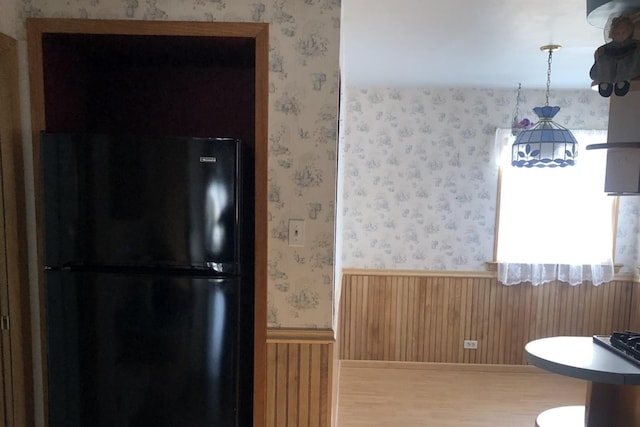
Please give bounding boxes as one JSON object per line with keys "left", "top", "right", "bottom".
{"left": 495, "top": 128, "right": 615, "bottom": 286}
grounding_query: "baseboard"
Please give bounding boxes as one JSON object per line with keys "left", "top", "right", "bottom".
{"left": 267, "top": 327, "right": 335, "bottom": 343}
{"left": 339, "top": 360, "right": 543, "bottom": 374}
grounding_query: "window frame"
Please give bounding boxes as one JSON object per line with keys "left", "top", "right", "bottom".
{"left": 489, "top": 128, "right": 621, "bottom": 276}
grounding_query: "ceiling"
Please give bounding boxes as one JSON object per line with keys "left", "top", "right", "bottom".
{"left": 341, "top": 0, "right": 610, "bottom": 90}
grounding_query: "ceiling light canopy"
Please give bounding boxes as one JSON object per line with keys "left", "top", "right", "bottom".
{"left": 511, "top": 45, "right": 578, "bottom": 168}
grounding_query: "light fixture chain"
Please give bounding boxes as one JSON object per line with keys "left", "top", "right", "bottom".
{"left": 545, "top": 49, "right": 552, "bottom": 107}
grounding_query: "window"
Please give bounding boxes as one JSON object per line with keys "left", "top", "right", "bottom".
{"left": 495, "top": 128, "right": 615, "bottom": 286}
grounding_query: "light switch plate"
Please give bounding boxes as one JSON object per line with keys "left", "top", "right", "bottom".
{"left": 289, "top": 219, "right": 305, "bottom": 247}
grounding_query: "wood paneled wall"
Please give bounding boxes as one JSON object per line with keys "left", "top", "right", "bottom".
{"left": 339, "top": 273, "right": 637, "bottom": 364}
{"left": 266, "top": 330, "right": 335, "bottom": 427}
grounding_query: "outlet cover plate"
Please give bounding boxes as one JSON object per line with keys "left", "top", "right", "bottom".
{"left": 463, "top": 340, "right": 478, "bottom": 349}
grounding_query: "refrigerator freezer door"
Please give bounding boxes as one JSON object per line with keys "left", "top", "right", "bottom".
{"left": 41, "top": 133, "right": 250, "bottom": 272}
{"left": 46, "top": 270, "right": 244, "bottom": 427}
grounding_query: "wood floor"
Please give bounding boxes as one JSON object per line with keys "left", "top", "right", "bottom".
{"left": 336, "top": 361, "right": 586, "bottom": 427}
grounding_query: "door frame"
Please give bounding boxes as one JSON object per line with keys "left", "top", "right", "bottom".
{"left": 26, "top": 18, "right": 269, "bottom": 427}
{"left": 0, "top": 32, "right": 34, "bottom": 427}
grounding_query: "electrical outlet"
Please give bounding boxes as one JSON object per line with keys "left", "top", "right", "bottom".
{"left": 289, "top": 219, "right": 305, "bottom": 247}
{"left": 463, "top": 340, "right": 478, "bottom": 349}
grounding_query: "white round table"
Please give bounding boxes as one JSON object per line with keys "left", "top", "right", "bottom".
{"left": 525, "top": 336, "right": 640, "bottom": 427}
{"left": 535, "top": 406, "right": 584, "bottom": 427}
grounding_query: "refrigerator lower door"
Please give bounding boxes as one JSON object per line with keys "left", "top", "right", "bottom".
{"left": 46, "top": 270, "right": 244, "bottom": 427}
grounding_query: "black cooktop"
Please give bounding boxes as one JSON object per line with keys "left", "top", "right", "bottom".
{"left": 593, "top": 331, "right": 640, "bottom": 369}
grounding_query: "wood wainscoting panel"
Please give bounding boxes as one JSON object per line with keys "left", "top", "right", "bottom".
{"left": 266, "top": 329, "right": 334, "bottom": 427}
{"left": 630, "top": 281, "right": 640, "bottom": 331}
{"left": 339, "top": 273, "right": 635, "bottom": 364}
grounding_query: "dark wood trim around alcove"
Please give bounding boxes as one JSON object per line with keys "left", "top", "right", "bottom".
{"left": 0, "top": 32, "right": 33, "bottom": 427}
{"left": 27, "top": 18, "right": 268, "bottom": 427}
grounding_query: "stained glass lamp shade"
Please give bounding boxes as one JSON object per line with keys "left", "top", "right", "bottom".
{"left": 511, "top": 45, "right": 577, "bottom": 168}
{"left": 511, "top": 106, "right": 578, "bottom": 168}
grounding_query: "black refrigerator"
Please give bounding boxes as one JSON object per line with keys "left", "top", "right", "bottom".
{"left": 41, "top": 133, "right": 254, "bottom": 427}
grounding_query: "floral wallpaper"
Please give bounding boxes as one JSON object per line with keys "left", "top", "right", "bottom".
{"left": 340, "top": 86, "right": 640, "bottom": 274}
{"left": 0, "top": 0, "right": 17, "bottom": 36}
{"left": 12, "top": 0, "right": 340, "bottom": 329}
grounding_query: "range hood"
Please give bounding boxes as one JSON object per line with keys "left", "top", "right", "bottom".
{"left": 588, "top": 143, "right": 640, "bottom": 195}
{"left": 605, "top": 148, "right": 640, "bottom": 195}
{"left": 588, "top": 87, "right": 640, "bottom": 195}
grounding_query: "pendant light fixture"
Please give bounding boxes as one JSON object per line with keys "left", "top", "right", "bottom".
{"left": 511, "top": 45, "right": 578, "bottom": 168}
